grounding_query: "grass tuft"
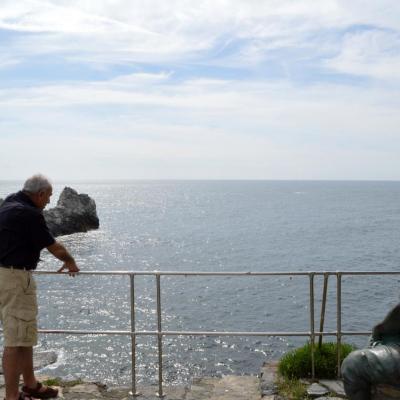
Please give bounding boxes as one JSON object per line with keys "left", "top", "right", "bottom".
{"left": 278, "top": 341, "right": 355, "bottom": 379}
{"left": 41, "top": 377, "right": 62, "bottom": 387}
{"left": 41, "top": 377, "right": 84, "bottom": 387}
{"left": 276, "top": 375, "right": 309, "bottom": 400}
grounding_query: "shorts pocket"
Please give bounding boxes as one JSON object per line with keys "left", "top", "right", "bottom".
{"left": 5, "top": 307, "right": 37, "bottom": 344}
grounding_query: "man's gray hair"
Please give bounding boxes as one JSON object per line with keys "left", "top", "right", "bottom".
{"left": 23, "top": 174, "right": 52, "bottom": 193}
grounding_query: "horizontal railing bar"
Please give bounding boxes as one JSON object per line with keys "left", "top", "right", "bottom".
{"left": 2, "top": 329, "right": 314, "bottom": 336}
{"left": 34, "top": 270, "right": 400, "bottom": 276}
{"left": 339, "top": 271, "right": 400, "bottom": 276}
{"left": 157, "top": 331, "right": 313, "bottom": 336}
{"left": 154, "top": 331, "right": 337, "bottom": 337}
{"left": 0, "top": 328, "right": 368, "bottom": 336}
{"left": 33, "top": 271, "right": 315, "bottom": 276}
{"left": 38, "top": 329, "right": 132, "bottom": 335}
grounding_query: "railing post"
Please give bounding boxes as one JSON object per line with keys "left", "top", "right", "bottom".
{"left": 309, "top": 273, "right": 315, "bottom": 379}
{"left": 336, "top": 272, "right": 342, "bottom": 378}
{"left": 129, "top": 274, "right": 139, "bottom": 397}
{"left": 156, "top": 274, "right": 165, "bottom": 398}
{"left": 318, "top": 273, "right": 329, "bottom": 349}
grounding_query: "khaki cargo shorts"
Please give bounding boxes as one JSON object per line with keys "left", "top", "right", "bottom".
{"left": 0, "top": 267, "right": 38, "bottom": 347}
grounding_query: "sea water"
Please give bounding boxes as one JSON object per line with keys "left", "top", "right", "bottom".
{"left": 0, "top": 180, "right": 399, "bottom": 385}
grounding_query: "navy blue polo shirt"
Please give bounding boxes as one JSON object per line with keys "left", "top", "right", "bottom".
{"left": 0, "top": 191, "right": 55, "bottom": 269}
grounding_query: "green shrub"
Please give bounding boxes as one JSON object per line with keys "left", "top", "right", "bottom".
{"left": 278, "top": 341, "right": 355, "bottom": 379}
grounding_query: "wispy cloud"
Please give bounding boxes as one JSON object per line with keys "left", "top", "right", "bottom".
{"left": 0, "top": 1, "right": 400, "bottom": 179}
{"left": 0, "top": 1, "right": 398, "bottom": 73}
{"left": 327, "top": 29, "right": 400, "bottom": 81}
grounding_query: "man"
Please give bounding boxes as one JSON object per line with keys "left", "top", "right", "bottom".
{"left": 0, "top": 174, "right": 80, "bottom": 400}
{"left": 341, "top": 303, "right": 400, "bottom": 400}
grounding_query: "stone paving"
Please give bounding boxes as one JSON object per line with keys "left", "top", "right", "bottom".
{"left": 2, "top": 359, "right": 400, "bottom": 399}
{"left": 0, "top": 364, "right": 347, "bottom": 400}
{"left": 5, "top": 374, "right": 396, "bottom": 400}
{"left": 0, "top": 376, "right": 260, "bottom": 400}
{"left": 0, "top": 361, "right": 347, "bottom": 400}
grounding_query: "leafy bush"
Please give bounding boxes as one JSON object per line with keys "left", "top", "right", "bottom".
{"left": 278, "top": 342, "right": 355, "bottom": 379}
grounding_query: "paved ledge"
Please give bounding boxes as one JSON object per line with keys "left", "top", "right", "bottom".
{"left": 0, "top": 375, "right": 261, "bottom": 400}
{"left": 2, "top": 363, "right": 399, "bottom": 399}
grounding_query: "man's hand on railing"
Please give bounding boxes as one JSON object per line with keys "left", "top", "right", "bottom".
{"left": 57, "top": 260, "right": 80, "bottom": 277}
{"left": 47, "top": 241, "right": 80, "bottom": 277}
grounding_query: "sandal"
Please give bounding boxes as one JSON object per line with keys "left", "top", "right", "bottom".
{"left": 19, "top": 393, "right": 34, "bottom": 400}
{"left": 3, "top": 392, "right": 34, "bottom": 400}
{"left": 22, "top": 382, "right": 58, "bottom": 399}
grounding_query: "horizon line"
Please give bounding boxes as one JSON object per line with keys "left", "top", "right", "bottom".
{"left": 1, "top": 178, "right": 400, "bottom": 183}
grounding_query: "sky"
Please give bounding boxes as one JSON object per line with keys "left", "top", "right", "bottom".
{"left": 0, "top": 0, "right": 399, "bottom": 180}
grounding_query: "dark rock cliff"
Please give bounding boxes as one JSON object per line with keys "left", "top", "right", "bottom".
{"left": 0, "top": 187, "right": 99, "bottom": 237}
{"left": 44, "top": 187, "right": 99, "bottom": 236}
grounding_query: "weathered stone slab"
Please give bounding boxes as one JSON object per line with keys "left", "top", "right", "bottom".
{"left": 186, "top": 375, "right": 261, "bottom": 400}
{"left": 307, "top": 383, "right": 329, "bottom": 398}
{"left": 64, "top": 394, "right": 101, "bottom": 400}
{"left": 319, "top": 380, "right": 346, "bottom": 397}
{"left": 131, "top": 385, "right": 188, "bottom": 400}
{"left": 260, "top": 361, "right": 278, "bottom": 396}
{"left": 262, "top": 396, "right": 282, "bottom": 400}
{"left": 101, "top": 384, "right": 189, "bottom": 400}
{"left": 314, "top": 397, "right": 344, "bottom": 400}
{"left": 102, "top": 387, "right": 131, "bottom": 398}
{"left": 67, "top": 383, "right": 102, "bottom": 395}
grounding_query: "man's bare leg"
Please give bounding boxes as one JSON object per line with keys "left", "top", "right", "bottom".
{"left": 20, "top": 347, "right": 58, "bottom": 397}
{"left": 20, "top": 347, "right": 36, "bottom": 388}
{"left": 3, "top": 346, "right": 22, "bottom": 400}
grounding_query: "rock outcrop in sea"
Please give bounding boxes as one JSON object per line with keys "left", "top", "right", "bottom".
{"left": 44, "top": 187, "right": 99, "bottom": 237}
{"left": 0, "top": 187, "right": 99, "bottom": 237}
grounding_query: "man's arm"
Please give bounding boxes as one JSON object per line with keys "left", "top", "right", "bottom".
{"left": 47, "top": 241, "right": 80, "bottom": 276}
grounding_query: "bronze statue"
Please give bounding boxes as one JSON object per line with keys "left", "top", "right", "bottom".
{"left": 341, "top": 304, "right": 400, "bottom": 400}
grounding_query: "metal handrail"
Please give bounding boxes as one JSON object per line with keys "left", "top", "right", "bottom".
{"left": 2, "top": 269, "right": 398, "bottom": 397}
